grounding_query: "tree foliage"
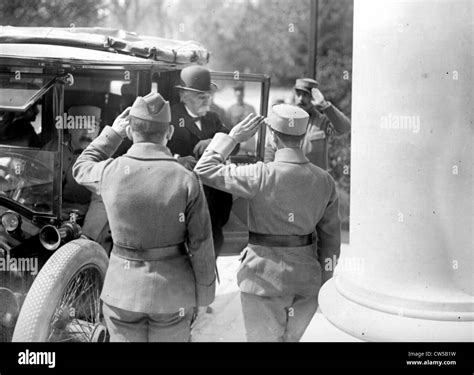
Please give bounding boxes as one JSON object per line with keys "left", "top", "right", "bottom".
{"left": 0, "top": 0, "right": 106, "bottom": 27}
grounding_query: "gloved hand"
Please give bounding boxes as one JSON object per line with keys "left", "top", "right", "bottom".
{"left": 193, "top": 139, "right": 212, "bottom": 159}
{"left": 311, "top": 88, "right": 331, "bottom": 110}
{"left": 176, "top": 155, "right": 197, "bottom": 171}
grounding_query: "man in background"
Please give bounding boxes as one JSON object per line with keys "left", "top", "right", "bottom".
{"left": 265, "top": 78, "right": 350, "bottom": 170}
{"left": 227, "top": 82, "right": 258, "bottom": 156}
{"left": 227, "top": 82, "right": 256, "bottom": 126}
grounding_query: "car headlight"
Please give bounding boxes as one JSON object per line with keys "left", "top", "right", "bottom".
{"left": 1, "top": 212, "right": 22, "bottom": 232}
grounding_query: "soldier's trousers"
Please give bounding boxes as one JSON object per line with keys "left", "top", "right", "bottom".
{"left": 240, "top": 292, "right": 318, "bottom": 342}
{"left": 103, "top": 303, "right": 193, "bottom": 342}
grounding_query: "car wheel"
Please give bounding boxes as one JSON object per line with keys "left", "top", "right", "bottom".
{"left": 12, "top": 239, "right": 109, "bottom": 342}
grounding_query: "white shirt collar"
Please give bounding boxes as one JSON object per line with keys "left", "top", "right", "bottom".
{"left": 184, "top": 104, "right": 200, "bottom": 119}
{"left": 184, "top": 104, "right": 202, "bottom": 130}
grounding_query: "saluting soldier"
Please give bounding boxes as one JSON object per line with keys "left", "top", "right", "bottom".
{"left": 265, "top": 78, "right": 351, "bottom": 170}
{"left": 195, "top": 105, "right": 341, "bottom": 342}
{"left": 73, "top": 92, "right": 216, "bottom": 342}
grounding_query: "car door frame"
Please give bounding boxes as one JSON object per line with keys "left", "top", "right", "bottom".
{"left": 210, "top": 71, "right": 271, "bottom": 256}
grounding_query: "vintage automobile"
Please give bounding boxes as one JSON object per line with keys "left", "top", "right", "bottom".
{"left": 0, "top": 27, "right": 270, "bottom": 342}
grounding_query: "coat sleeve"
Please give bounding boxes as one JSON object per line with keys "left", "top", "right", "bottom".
{"left": 316, "top": 175, "right": 342, "bottom": 285}
{"left": 185, "top": 175, "right": 216, "bottom": 306}
{"left": 194, "top": 133, "right": 263, "bottom": 199}
{"left": 321, "top": 103, "right": 351, "bottom": 135}
{"left": 72, "top": 126, "right": 123, "bottom": 195}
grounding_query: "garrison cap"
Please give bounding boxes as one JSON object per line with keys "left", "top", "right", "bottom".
{"left": 68, "top": 105, "right": 101, "bottom": 119}
{"left": 294, "top": 78, "right": 319, "bottom": 94}
{"left": 266, "top": 104, "right": 309, "bottom": 136}
{"left": 129, "top": 92, "right": 171, "bottom": 123}
{"left": 233, "top": 81, "right": 245, "bottom": 91}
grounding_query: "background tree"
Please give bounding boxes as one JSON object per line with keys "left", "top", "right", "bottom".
{"left": 0, "top": 0, "right": 106, "bottom": 27}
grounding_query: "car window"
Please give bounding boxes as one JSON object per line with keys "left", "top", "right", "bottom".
{"left": 0, "top": 74, "right": 54, "bottom": 111}
{"left": 210, "top": 72, "right": 270, "bottom": 163}
{"left": 211, "top": 80, "right": 262, "bottom": 157}
{"left": 64, "top": 74, "right": 139, "bottom": 131}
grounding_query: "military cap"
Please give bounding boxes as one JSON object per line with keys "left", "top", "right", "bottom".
{"left": 233, "top": 81, "right": 245, "bottom": 91}
{"left": 294, "top": 78, "right": 319, "bottom": 94}
{"left": 266, "top": 104, "right": 309, "bottom": 136}
{"left": 175, "top": 66, "right": 217, "bottom": 93}
{"left": 129, "top": 92, "right": 171, "bottom": 123}
{"left": 66, "top": 105, "right": 101, "bottom": 131}
{"left": 68, "top": 105, "right": 101, "bottom": 119}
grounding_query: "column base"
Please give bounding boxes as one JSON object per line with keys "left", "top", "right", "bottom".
{"left": 300, "top": 308, "right": 362, "bottom": 342}
{"left": 318, "top": 279, "right": 474, "bottom": 342}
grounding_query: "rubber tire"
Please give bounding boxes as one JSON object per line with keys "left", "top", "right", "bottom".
{"left": 12, "top": 239, "right": 108, "bottom": 342}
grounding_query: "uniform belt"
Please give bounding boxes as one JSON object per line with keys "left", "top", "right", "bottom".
{"left": 112, "top": 242, "right": 187, "bottom": 261}
{"left": 248, "top": 232, "right": 314, "bottom": 247}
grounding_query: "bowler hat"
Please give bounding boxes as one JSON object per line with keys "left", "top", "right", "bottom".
{"left": 294, "top": 78, "right": 319, "bottom": 94}
{"left": 266, "top": 104, "right": 309, "bottom": 136}
{"left": 175, "top": 66, "right": 217, "bottom": 93}
{"left": 129, "top": 92, "right": 171, "bottom": 123}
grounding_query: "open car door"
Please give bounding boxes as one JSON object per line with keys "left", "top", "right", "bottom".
{"left": 209, "top": 72, "right": 270, "bottom": 256}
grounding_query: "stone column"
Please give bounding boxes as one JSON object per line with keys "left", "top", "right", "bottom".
{"left": 317, "top": 0, "right": 473, "bottom": 341}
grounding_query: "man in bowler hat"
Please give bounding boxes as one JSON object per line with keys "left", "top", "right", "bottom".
{"left": 168, "top": 66, "right": 237, "bottom": 257}
{"left": 195, "top": 105, "right": 341, "bottom": 341}
{"left": 73, "top": 92, "right": 216, "bottom": 342}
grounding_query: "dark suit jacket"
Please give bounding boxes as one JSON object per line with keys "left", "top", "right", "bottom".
{"left": 168, "top": 102, "right": 230, "bottom": 157}
{"left": 168, "top": 102, "right": 234, "bottom": 253}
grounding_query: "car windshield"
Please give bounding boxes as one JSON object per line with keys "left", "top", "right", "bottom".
{"left": 0, "top": 147, "right": 54, "bottom": 214}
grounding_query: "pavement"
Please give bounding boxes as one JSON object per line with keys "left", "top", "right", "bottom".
{"left": 191, "top": 255, "right": 246, "bottom": 342}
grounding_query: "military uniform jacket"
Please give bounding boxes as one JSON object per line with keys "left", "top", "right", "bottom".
{"left": 195, "top": 133, "right": 341, "bottom": 297}
{"left": 265, "top": 104, "right": 351, "bottom": 170}
{"left": 73, "top": 127, "right": 216, "bottom": 313}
